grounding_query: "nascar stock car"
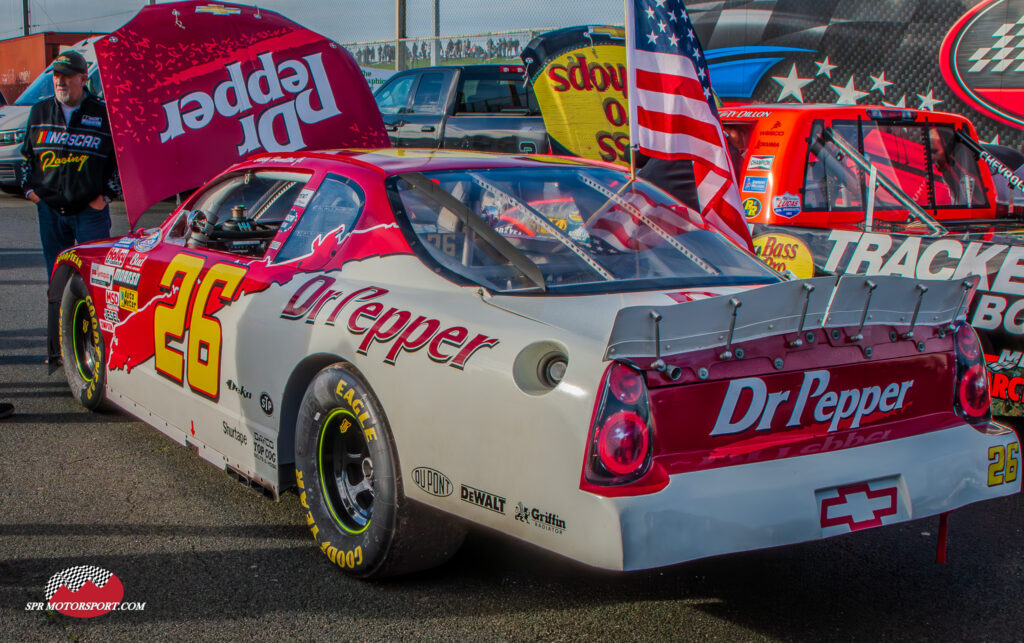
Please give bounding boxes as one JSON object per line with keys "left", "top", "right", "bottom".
{"left": 726, "top": 104, "right": 1024, "bottom": 416}
{"left": 49, "top": 149, "right": 1019, "bottom": 577}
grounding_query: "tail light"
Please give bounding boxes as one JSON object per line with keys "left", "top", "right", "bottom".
{"left": 953, "top": 322, "right": 991, "bottom": 428}
{"left": 585, "top": 362, "right": 653, "bottom": 485}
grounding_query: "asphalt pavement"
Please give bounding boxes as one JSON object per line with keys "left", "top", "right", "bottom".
{"left": 1, "top": 193, "right": 1022, "bottom": 641}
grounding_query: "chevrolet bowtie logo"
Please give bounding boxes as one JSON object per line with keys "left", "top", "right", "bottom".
{"left": 820, "top": 482, "right": 898, "bottom": 531}
{"left": 195, "top": 5, "right": 240, "bottom": 15}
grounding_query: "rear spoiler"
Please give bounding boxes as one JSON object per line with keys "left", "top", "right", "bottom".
{"left": 605, "top": 275, "right": 978, "bottom": 362}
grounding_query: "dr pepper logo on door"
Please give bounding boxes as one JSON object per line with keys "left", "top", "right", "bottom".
{"left": 941, "top": 0, "right": 1024, "bottom": 128}
{"left": 24, "top": 566, "right": 146, "bottom": 617}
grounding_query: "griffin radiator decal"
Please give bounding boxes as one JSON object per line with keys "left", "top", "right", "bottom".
{"left": 281, "top": 278, "right": 499, "bottom": 369}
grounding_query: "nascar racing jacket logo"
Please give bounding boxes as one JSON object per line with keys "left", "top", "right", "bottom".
{"left": 711, "top": 370, "right": 915, "bottom": 436}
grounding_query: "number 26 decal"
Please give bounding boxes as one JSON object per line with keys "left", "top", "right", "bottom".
{"left": 153, "top": 253, "right": 248, "bottom": 400}
{"left": 988, "top": 442, "right": 1019, "bottom": 487}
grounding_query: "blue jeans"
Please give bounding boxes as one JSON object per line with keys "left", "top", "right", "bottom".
{"left": 37, "top": 200, "right": 111, "bottom": 279}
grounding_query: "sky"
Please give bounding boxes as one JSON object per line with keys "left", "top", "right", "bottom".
{"left": 0, "top": 0, "right": 626, "bottom": 43}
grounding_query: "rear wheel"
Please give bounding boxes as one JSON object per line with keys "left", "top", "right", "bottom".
{"left": 294, "top": 363, "right": 466, "bottom": 578}
{"left": 59, "top": 274, "right": 107, "bottom": 410}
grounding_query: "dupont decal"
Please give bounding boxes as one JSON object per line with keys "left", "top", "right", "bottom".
{"left": 412, "top": 467, "right": 453, "bottom": 497}
{"left": 281, "top": 278, "right": 499, "bottom": 369}
{"left": 514, "top": 502, "right": 565, "bottom": 534}
{"left": 90, "top": 263, "right": 114, "bottom": 288}
{"left": 460, "top": 484, "right": 506, "bottom": 514}
{"left": 817, "top": 479, "right": 905, "bottom": 535}
{"left": 941, "top": 0, "right": 1024, "bottom": 128}
{"left": 742, "top": 176, "right": 768, "bottom": 193}
{"left": 711, "top": 369, "right": 914, "bottom": 436}
{"left": 752, "top": 233, "right": 814, "bottom": 278}
{"left": 747, "top": 155, "right": 774, "bottom": 171}
{"left": 743, "top": 197, "right": 762, "bottom": 218}
{"left": 772, "top": 193, "right": 801, "bottom": 218}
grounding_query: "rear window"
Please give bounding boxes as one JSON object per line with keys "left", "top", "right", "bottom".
{"left": 455, "top": 72, "right": 537, "bottom": 114}
{"left": 388, "top": 165, "right": 777, "bottom": 294}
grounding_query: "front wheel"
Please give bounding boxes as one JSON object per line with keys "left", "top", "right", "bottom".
{"left": 59, "top": 274, "right": 108, "bottom": 410}
{"left": 294, "top": 363, "right": 466, "bottom": 578}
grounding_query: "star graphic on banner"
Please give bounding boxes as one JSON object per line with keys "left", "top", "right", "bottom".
{"left": 831, "top": 76, "right": 868, "bottom": 105}
{"left": 815, "top": 56, "right": 837, "bottom": 78}
{"left": 688, "top": 28, "right": 696, "bottom": 40}
{"left": 668, "top": 10, "right": 677, "bottom": 21}
{"left": 657, "top": 19, "right": 668, "bottom": 32}
{"left": 772, "top": 63, "right": 813, "bottom": 102}
{"left": 668, "top": 32, "right": 680, "bottom": 47}
{"left": 917, "top": 88, "right": 943, "bottom": 111}
{"left": 869, "top": 71, "right": 893, "bottom": 95}
{"left": 882, "top": 95, "right": 907, "bottom": 108}
{"left": 645, "top": 6, "right": 656, "bottom": 20}
{"left": 655, "top": 0, "right": 666, "bottom": 5}
{"left": 647, "top": 30, "right": 659, "bottom": 45}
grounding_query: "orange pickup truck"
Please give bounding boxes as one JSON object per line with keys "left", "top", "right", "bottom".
{"left": 723, "top": 105, "right": 1024, "bottom": 416}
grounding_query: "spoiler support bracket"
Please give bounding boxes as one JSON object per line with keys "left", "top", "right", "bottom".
{"left": 720, "top": 299, "right": 742, "bottom": 359}
{"left": 849, "top": 279, "right": 877, "bottom": 342}
{"left": 789, "top": 282, "right": 816, "bottom": 347}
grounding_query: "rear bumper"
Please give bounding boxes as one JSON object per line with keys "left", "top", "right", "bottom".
{"left": 608, "top": 422, "right": 1019, "bottom": 571}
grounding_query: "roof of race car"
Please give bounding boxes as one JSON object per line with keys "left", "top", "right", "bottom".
{"left": 720, "top": 103, "right": 973, "bottom": 125}
{"left": 244, "top": 149, "right": 616, "bottom": 176}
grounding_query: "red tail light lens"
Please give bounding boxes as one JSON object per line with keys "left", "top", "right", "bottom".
{"left": 598, "top": 411, "right": 650, "bottom": 475}
{"left": 585, "top": 362, "right": 653, "bottom": 485}
{"left": 953, "top": 322, "right": 991, "bottom": 428}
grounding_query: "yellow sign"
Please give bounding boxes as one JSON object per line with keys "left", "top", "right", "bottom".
{"left": 119, "top": 288, "right": 138, "bottom": 312}
{"left": 752, "top": 233, "right": 815, "bottom": 279}
{"left": 531, "top": 44, "right": 630, "bottom": 166}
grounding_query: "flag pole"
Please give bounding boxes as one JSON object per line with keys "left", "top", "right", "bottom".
{"left": 624, "top": 0, "right": 637, "bottom": 182}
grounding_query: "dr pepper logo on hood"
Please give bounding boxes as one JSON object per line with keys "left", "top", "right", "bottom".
{"left": 941, "top": 0, "right": 1024, "bottom": 128}
{"left": 95, "top": 1, "right": 388, "bottom": 227}
{"left": 25, "top": 566, "right": 146, "bottom": 618}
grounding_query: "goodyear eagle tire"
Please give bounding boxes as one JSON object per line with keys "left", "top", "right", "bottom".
{"left": 294, "top": 363, "right": 466, "bottom": 578}
{"left": 59, "top": 274, "right": 108, "bottom": 410}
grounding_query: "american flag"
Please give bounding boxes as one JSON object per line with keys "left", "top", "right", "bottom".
{"left": 627, "top": 0, "right": 745, "bottom": 242}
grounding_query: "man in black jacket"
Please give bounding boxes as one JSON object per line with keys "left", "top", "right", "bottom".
{"left": 20, "top": 50, "right": 120, "bottom": 278}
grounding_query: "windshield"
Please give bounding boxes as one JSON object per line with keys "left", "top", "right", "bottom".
{"left": 389, "top": 166, "right": 777, "bottom": 294}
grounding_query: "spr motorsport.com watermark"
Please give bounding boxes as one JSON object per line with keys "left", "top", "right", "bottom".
{"left": 25, "top": 566, "right": 146, "bottom": 618}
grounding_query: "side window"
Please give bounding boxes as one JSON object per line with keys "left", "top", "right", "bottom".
{"left": 375, "top": 75, "right": 415, "bottom": 115}
{"left": 275, "top": 175, "right": 365, "bottom": 263}
{"left": 87, "top": 68, "right": 103, "bottom": 99}
{"left": 411, "top": 72, "right": 446, "bottom": 114}
{"left": 456, "top": 74, "right": 534, "bottom": 114}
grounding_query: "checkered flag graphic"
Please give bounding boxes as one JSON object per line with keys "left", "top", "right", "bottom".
{"left": 45, "top": 566, "right": 114, "bottom": 601}
{"left": 968, "top": 16, "right": 1024, "bottom": 73}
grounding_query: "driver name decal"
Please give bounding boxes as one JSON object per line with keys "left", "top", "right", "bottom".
{"left": 281, "top": 277, "right": 499, "bottom": 369}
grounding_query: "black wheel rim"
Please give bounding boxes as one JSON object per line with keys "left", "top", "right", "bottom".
{"left": 72, "top": 299, "right": 98, "bottom": 382}
{"left": 317, "top": 408, "right": 373, "bottom": 534}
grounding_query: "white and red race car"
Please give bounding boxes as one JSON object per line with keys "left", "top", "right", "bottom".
{"left": 50, "top": 150, "right": 1020, "bottom": 577}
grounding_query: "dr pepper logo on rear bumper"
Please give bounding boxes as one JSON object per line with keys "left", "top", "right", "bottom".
{"left": 25, "top": 566, "right": 146, "bottom": 618}
{"left": 941, "top": 0, "right": 1024, "bottom": 128}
